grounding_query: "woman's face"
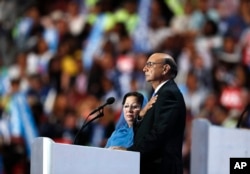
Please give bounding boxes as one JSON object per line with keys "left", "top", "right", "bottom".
{"left": 123, "top": 96, "right": 141, "bottom": 127}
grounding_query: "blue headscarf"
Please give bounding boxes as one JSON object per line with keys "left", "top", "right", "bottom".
{"left": 105, "top": 95, "right": 148, "bottom": 148}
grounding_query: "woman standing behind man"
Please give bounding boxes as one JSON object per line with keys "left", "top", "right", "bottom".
{"left": 105, "top": 91, "right": 157, "bottom": 148}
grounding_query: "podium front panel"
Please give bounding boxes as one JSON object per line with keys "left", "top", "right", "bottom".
{"left": 31, "top": 137, "right": 140, "bottom": 174}
{"left": 191, "top": 118, "right": 250, "bottom": 174}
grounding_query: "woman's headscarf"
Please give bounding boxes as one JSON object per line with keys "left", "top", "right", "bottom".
{"left": 105, "top": 94, "right": 148, "bottom": 148}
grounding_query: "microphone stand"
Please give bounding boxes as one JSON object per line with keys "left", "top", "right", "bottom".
{"left": 236, "top": 104, "right": 250, "bottom": 128}
{"left": 73, "top": 109, "right": 104, "bottom": 145}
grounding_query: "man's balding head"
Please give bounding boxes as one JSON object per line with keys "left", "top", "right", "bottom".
{"left": 151, "top": 53, "right": 178, "bottom": 79}
{"left": 143, "top": 53, "right": 178, "bottom": 89}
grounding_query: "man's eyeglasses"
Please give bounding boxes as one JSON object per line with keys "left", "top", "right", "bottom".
{"left": 145, "top": 61, "right": 165, "bottom": 68}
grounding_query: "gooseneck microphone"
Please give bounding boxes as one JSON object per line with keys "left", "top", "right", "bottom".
{"left": 88, "top": 97, "right": 115, "bottom": 116}
{"left": 73, "top": 97, "right": 115, "bottom": 145}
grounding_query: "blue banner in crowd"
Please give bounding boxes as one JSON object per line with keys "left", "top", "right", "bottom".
{"left": 132, "top": 0, "right": 152, "bottom": 53}
{"left": 0, "top": 76, "right": 4, "bottom": 96}
{"left": 0, "top": 69, "right": 9, "bottom": 96}
{"left": 82, "top": 14, "right": 106, "bottom": 71}
{"left": 9, "top": 92, "right": 38, "bottom": 157}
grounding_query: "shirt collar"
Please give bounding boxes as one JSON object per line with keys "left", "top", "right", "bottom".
{"left": 154, "top": 80, "right": 168, "bottom": 95}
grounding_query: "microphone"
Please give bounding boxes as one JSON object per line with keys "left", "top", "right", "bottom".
{"left": 73, "top": 97, "right": 115, "bottom": 145}
{"left": 88, "top": 97, "right": 115, "bottom": 116}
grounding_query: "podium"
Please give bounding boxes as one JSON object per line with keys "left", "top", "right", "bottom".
{"left": 191, "top": 118, "right": 250, "bottom": 174}
{"left": 31, "top": 137, "right": 140, "bottom": 174}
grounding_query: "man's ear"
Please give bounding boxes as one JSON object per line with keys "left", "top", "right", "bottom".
{"left": 163, "top": 64, "right": 170, "bottom": 74}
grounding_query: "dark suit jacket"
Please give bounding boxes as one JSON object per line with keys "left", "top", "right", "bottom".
{"left": 128, "top": 79, "right": 186, "bottom": 174}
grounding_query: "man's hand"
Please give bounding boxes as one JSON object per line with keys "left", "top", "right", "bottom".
{"left": 139, "top": 95, "right": 158, "bottom": 118}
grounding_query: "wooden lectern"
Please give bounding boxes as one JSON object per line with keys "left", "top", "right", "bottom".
{"left": 31, "top": 137, "right": 140, "bottom": 174}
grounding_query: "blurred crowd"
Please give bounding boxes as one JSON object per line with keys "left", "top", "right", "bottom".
{"left": 0, "top": 0, "right": 250, "bottom": 173}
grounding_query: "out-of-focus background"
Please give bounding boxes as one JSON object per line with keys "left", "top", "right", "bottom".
{"left": 0, "top": 0, "right": 249, "bottom": 173}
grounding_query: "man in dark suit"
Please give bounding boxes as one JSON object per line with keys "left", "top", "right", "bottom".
{"left": 128, "top": 53, "right": 186, "bottom": 174}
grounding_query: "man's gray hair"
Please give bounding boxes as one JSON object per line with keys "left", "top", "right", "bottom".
{"left": 163, "top": 58, "right": 178, "bottom": 79}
